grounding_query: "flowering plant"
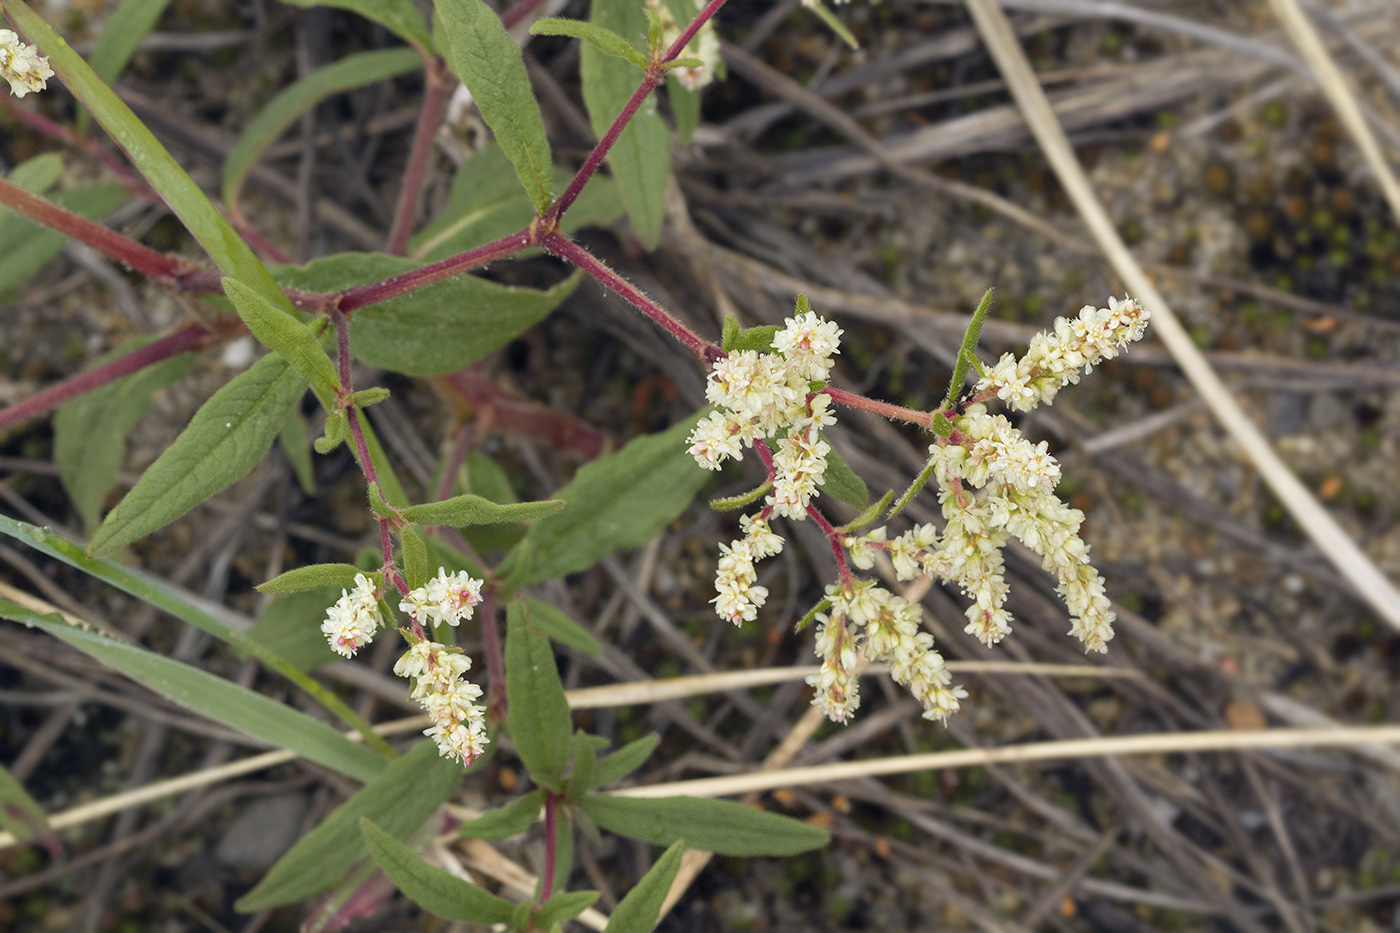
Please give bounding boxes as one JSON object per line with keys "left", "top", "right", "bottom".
{"left": 0, "top": 0, "right": 1156, "bottom": 929}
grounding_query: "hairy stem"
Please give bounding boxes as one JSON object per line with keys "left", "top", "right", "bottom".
{"left": 0, "top": 323, "right": 215, "bottom": 433}
{"left": 336, "top": 230, "right": 532, "bottom": 312}
{"left": 540, "top": 232, "right": 719, "bottom": 362}
{"left": 822, "top": 386, "right": 933, "bottom": 429}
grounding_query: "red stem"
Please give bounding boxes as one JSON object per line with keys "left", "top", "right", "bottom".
{"left": 479, "top": 590, "right": 506, "bottom": 720}
{"left": 540, "top": 792, "right": 559, "bottom": 901}
{"left": 0, "top": 323, "right": 215, "bottom": 433}
{"left": 0, "top": 97, "right": 141, "bottom": 185}
{"left": 539, "top": 232, "right": 720, "bottom": 362}
{"left": 0, "top": 176, "right": 219, "bottom": 292}
{"left": 386, "top": 55, "right": 449, "bottom": 256}
{"left": 807, "top": 503, "right": 852, "bottom": 586}
{"left": 543, "top": 0, "right": 731, "bottom": 227}
{"left": 337, "top": 230, "right": 532, "bottom": 311}
{"left": 822, "top": 386, "right": 933, "bottom": 429}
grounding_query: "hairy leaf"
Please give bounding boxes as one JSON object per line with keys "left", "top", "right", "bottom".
{"left": 88, "top": 353, "right": 307, "bottom": 556}
{"left": 457, "top": 788, "right": 545, "bottom": 840}
{"left": 278, "top": 0, "right": 430, "bottom": 52}
{"left": 400, "top": 494, "right": 564, "bottom": 528}
{"left": 603, "top": 842, "right": 684, "bottom": 933}
{"left": 579, "top": 795, "right": 830, "bottom": 856}
{"left": 437, "top": 0, "right": 553, "bottom": 212}
{"left": 505, "top": 599, "right": 572, "bottom": 790}
{"left": 224, "top": 277, "right": 340, "bottom": 408}
{"left": 360, "top": 818, "right": 515, "bottom": 923}
{"left": 515, "top": 412, "right": 707, "bottom": 584}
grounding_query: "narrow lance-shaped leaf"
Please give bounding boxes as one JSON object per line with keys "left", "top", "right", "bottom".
{"left": 237, "top": 741, "right": 463, "bottom": 912}
{"left": 223, "top": 277, "right": 340, "bottom": 408}
{"left": 437, "top": 0, "right": 554, "bottom": 213}
{"left": 530, "top": 18, "right": 649, "bottom": 69}
{"left": 223, "top": 48, "right": 421, "bottom": 209}
{"left": 578, "top": 795, "right": 831, "bottom": 857}
{"left": 399, "top": 494, "right": 564, "bottom": 528}
{"left": 523, "top": 598, "right": 601, "bottom": 656}
{"left": 0, "top": 0, "right": 288, "bottom": 311}
{"left": 2, "top": 609, "right": 385, "bottom": 783}
{"left": 580, "top": 0, "right": 671, "bottom": 248}
{"left": 88, "top": 353, "right": 307, "bottom": 556}
{"left": 257, "top": 563, "right": 365, "bottom": 595}
{"left": 359, "top": 818, "right": 514, "bottom": 924}
{"left": 593, "top": 734, "right": 659, "bottom": 787}
{"left": 505, "top": 599, "right": 573, "bottom": 790}
{"left": 458, "top": 788, "right": 545, "bottom": 840}
{"left": 514, "top": 412, "right": 708, "bottom": 585}
{"left": 533, "top": 891, "right": 599, "bottom": 930}
{"left": 0, "top": 516, "right": 389, "bottom": 752}
{"left": 603, "top": 841, "right": 684, "bottom": 933}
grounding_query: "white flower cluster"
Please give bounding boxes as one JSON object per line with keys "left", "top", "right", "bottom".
{"left": 690, "top": 310, "right": 843, "bottom": 623}
{"left": 808, "top": 581, "right": 968, "bottom": 724}
{"left": 0, "top": 30, "right": 53, "bottom": 98}
{"left": 646, "top": 0, "right": 721, "bottom": 92}
{"left": 713, "top": 513, "right": 785, "bottom": 625}
{"left": 977, "top": 295, "right": 1150, "bottom": 411}
{"left": 399, "top": 567, "right": 483, "bottom": 629}
{"left": 394, "top": 639, "right": 489, "bottom": 766}
{"left": 321, "top": 573, "right": 383, "bottom": 659}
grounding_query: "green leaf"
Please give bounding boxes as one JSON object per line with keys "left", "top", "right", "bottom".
{"left": 315, "top": 409, "right": 347, "bottom": 454}
{"left": 277, "top": 409, "right": 316, "bottom": 494}
{"left": 580, "top": 0, "right": 671, "bottom": 248}
{"left": 223, "top": 48, "right": 421, "bottom": 209}
{"left": 411, "top": 143, "right": 621, "bottom": 261}
{"left": 245, "top": 586, "right": 343, "bottom": 672}
{"left": 457, "top": 788, "right": 545, "bottom": 840}
{"left": 87, "top": 0, "right": 176, "bottom": 84}
{"left": 437, "top": 0, "right": 553, "bottom": 213}
{"left": 0, "top": 760, "right": 51, "bottom": 845}
{"left": 567, "top": 729, "right": 599, "bottom": 799}
{"left": 0, "top": 183, "right": 130, "bottom": 293}
{"left": 273, "top": 253, "right": 580, "bottom": 376}
{"left": 842, "top": 489, "right": 893, "bottom": 533}
{"left": 603, "top": 841, "right": 683, "bottom": 933}
{"left": 238, "top": 740, "right": 461, "bottom": 912}
{"left": 804, "top": 0, "right": 860, "bottom": 50}
{"left": 223, "top": 277, "right": 340, "bottom": 408}
{"left": 3, "top": 153, "right": 63, "bottom": 193}
{"left": 668, "top": 74, "right": 701, "bottom": 145}
{"left": 722, "top": 322, "right": 780, "bottom": 354}
{"left": 505, "top": 599, "right": 572, "bottom": 790}
{"left": 1, "top": 0, "right": 288, "bottom": 311}
{"left": 54, "top": 345, "right": 195, "bottom": 533}
{"left": 360, "top": 818, "right": 515, "bottom": 923}
{"left": 593, "top": 734, "right": 658, "bottom": 787}
{"left": 400, "top": 494, "right": 564, "bottom": 528}
{"left": 514, "top": 412, "right": 708, "bottom": 585}
{"left": 277, "top": 0, "right": 431, "bottom": 52}
{"left": 4, "top": 611, "right": 384, "bottom": 783}
{"left": 524, "top": 598, "right": 601, "bottom": 656}
{"left": 88, "top": 353, "right": 307, "bottom": 556}
{"left": 531, "top": 18, "right": 648, "bottom": 69}
{"left": 257, "top": 563, "right": 365, "bottom": 594}
{"left": 708, "top": 480, "right": 771, "bottom": 513}
{"left": 534, "top": 890, "right": 599, "bottom": 929}
{"left": 579, "top": 795, "right": 830, "bottom": 857}
{"left": 349, "top": 386, "right": 390, "bottom": 408}
{"left": 821, "top": 445, "right": 868, "bottom": 510}
{"left": 400, "top": 525, "right": 429, "bottom": 591}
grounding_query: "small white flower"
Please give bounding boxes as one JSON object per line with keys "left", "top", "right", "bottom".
{"left": 395, "top": 640, "right": 489, "bottom": 765}
{"left": 320, "top": 573, "right": 382, "bottom": 658}
{"left": 402, "top": 567, "right": 483, "bottom": 628}
{"left": 0, "top": 30, "right": 53, "bottom": 98}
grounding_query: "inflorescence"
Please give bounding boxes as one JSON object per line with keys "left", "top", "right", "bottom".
{"left": 321, "top": 567, "right": 489, "bottom": 765}
{"left": 0, "top": 30, "right": 52, "bottom": 98}
{"left": 690, "top": 296, "right": 1150, "bottom": 726}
